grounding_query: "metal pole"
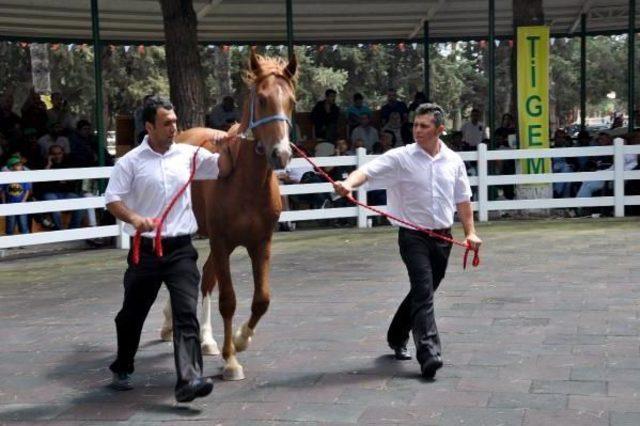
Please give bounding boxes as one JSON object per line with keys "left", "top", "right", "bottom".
{"left": 580, "top": 13, "right": 587, "bottom": 132}
{"left": 285, "top": 0, "right": 297, "bottom": 142}
{"left": 629, "top": 0, "right": 636, "bottom": 132}
{"left": 91, "top": 0, "right": 105, "bottom": 168}
{"left": 286, "top": 0, "right": 294, "bottom": 56}
{"left": 424, "top": 20, "right": 430, "bottom": 100}
{"left": 488, "top": 0, "right": 495, "bottom": 149}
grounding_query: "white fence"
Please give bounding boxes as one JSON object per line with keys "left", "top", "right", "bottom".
{"left": 1, "top": 141, "right": 639, "bottom": 250}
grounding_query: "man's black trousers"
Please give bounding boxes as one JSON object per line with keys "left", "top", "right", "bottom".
{"left": 387, "top": 227, "right": 452, "bottom": 366}
{"left": 109, "top": 235, "right": 203, "bottom": 390}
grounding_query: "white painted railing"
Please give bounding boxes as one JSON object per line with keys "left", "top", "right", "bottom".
{"left": 0, "top": 141, "right": 638, "bottom": 250}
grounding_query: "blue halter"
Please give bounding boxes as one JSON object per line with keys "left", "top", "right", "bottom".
{"left": 245, "top": 86, "right": 292, "bottom": 134}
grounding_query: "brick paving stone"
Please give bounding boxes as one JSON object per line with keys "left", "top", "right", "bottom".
{"left": 530, "top": 380, "right": 607, "bottom": 396}
{"left": 522, "top": 409, "right": 609, "bottom": 426}
{"left": 488, "top": 392, "right": 567, "bottom": 410}
{"left": 610, "top": 411, "right": 640, "bottom": 426}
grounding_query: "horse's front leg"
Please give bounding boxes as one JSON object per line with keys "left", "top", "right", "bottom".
{"left": 200, "top": 253, "right": 220, "bottom": 355}
{"left": 216, "top": 246, "right": 244, "bottom": 380}
{"left": 234, "top": 239, "right": 272, "bottom": 352}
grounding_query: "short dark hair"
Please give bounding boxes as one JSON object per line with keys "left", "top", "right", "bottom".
{"left": 325, "top": 89, "right": 337, "bottom": 97}
{"left": 353, "top": 92, "right": 363, "bottom": 101}
{"left": 76, "top": 119, "right": 91, "bottom": 130}
{"left": 382, "top": 129, "right": 397, "bottom": 145}
{"left": 415, "top": 102, "right": 445, "bottom": 127}
{"left": 142, "top": 95, "right": 174, "bottom": 125}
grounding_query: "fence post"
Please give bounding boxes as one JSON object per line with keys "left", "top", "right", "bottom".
{"left": 477, "top": 143, "right": 489, "bottom": 222}
{"left": 117, "top": 219, "right": 130, "bottom": 250}
{"left": 613, "top": 138, "right": 625, "bottom": 217}
{"left": 356, "top": 147, "right": 368, "bottom": 228}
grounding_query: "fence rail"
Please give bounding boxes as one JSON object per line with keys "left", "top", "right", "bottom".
{"left": 1, "top": 142, "right": 638, "bottom": 250}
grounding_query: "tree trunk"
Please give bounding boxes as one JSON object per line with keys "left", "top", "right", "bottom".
{"left": 29, "top": 43, "right": 51, "bottom": 94}
{"left": 511, "top": 0, "right": 544, "bottom": 132}
{"left": 159, "top": 0, "right": 205, "bottom": 129}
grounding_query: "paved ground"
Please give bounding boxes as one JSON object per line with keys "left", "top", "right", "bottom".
{"left": 0, "top": 218, "right": 639, "bottom": 425}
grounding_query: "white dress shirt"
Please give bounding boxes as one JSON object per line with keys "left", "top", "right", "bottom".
{"left": 105, "top": 136, "right": 220, "bottom": 238}
{"left": 361, "top": 141, "right": 472, "bottom": 230}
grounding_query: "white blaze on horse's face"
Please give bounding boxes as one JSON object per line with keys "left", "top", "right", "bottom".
{"left": 254, "top": 77, "right": 293, "bottom": 169}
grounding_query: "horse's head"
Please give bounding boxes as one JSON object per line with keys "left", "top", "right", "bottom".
{"left": 241, "top": 49, "right": 298, "bottom": 169}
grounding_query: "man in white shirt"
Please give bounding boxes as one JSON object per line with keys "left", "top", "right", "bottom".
{"left": 333, "top": 103, "right": 482, "bottom": 379}
{"left": 460, "top": 108, "right": 487, "bottom": 149}
{"left": 104, "top": 96, "right": 232, "bottom": 402}
{"left": 350, "top": 113, "right": 379, "bottom": 153}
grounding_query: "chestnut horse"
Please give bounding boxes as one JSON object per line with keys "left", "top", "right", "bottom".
{"left": 160, "top": 50, "right": 297, "bottom": 380}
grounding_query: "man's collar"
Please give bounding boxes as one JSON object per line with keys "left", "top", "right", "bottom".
{"left": 140, "top": 135, "right": 175, "bottom": 156}
{"left": 410, "top": 139, "right": 447, "bottom": 159}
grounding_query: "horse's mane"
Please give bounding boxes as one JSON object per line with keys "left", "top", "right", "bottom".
{"left": 242, "top": 53, "right": 298, "bottom": 88}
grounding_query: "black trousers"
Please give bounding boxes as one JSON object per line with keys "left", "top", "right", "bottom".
{"left": 109, "top": 235, "right": 203, "bottom": 390}
{"left": 387, "top": 227, "right": 452, "bottom": 366}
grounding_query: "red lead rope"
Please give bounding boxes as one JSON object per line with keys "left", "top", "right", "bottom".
{"left": 132, "top": 142, "right": 206, "bottom": 265}
{"left": 289, "top": 143, "right": 480, "bottom": 269}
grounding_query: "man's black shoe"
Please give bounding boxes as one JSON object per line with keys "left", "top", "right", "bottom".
{"left": 421, "top": 356, "right": 443, "bottom": 379}
{"left": 175, "top": 377, "right": 214, "bottom": 403}
{"left": 110, "top": 372, "right": 133, "bottom": 391}
{"left": 390, "top": 345, "right": 412, "bottom": 360}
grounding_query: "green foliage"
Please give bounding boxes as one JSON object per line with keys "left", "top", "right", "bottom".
{"left": 0, "top": 35, "right": 637, "bottom": 131}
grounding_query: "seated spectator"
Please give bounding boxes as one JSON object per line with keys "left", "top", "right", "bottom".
{"left": 0, "top": 155, "right": 31, "bottom": 235}
{"left": 278, "top": 150, "right": 330, "bottom": 210}
{"left": 328, "top": 138, "right": 356, "bottom": 227}
{"left": 207, "top": 96, "right": 240, "bottom": 131}
{"left": 494, "top": 113, "right": 517, "bottom": 142}
{"left": 39, "top": 145, "right": 85, "bottom": 230}
{"left": 552, "top": 129, "right": 574, "bottom": 198}
{"left": 460, "top": 108, "right": 487, "bottom": 150}
{"left": 0, "top": 92, "right": 21, "bottom": 140}
{"left": 446, "top": 131, "right": 464, "bottom": 151}
{"left": 0, "top": 131, "right": 8, "bottom": 164}
{"left": 382, "top": 111, "right": 409, "bottom": 146}
{"left": 38, "top": 122, "right": 70, "bottom": 158}
{"left": 21, "top": 90, "right": 48, "bottom": 137}
{"left": 346, "top": 93, "right": 372, "bottom": 135}
{"left": 328, "top": 138, "right": 356, "bottom": 181}
{"left": 311, "top": 89, "right": 340, "bottom": 142}
{"left": 380, "top": 88, "right": 409, "bottom": 126}
{"left": 47, "top": 92, "right": 75, "bottom": 132}
{"left": 20, "top": 128, "right": 44, "bottom": 170}
{"left": 408, "top": 91, "right": 428, "bottom": 124}
{"left": 69, "top": 119, "right": 114, "bottom": 167}
{"left": 351, "top": 114, "right": 379, "bottom": 153}
{"left": 576, "top": 135, "right": 638, "bottom": 199}
{"left": 373, "top": 130, "right": 396, "bottom": 154}
{"left": 575, "top": 129, "right": 592, "bottom": 171}
{"left": 492, "top": 132, "right": 515, "bottom": 200}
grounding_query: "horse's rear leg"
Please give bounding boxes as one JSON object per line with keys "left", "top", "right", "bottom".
{"left": 216, "top": 249, "right": 244, "bottom": 380}
{"left": 160, "top": 296, "right": 173, "bottom": 341}
{"left": 200, "top": 253, "right": 220, "bottom": 355}
{"left": 234, "top": 240, "right": 271, "bottom": 352}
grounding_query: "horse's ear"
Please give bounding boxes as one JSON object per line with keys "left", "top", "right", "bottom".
{"left": 285, "top": 53, "right": 298, "bottom": 80}
{"left": 249, "top": 47, "right": 260, "bottom": 75}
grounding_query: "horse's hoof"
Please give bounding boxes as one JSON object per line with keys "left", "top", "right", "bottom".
{"left": 233, "top": 323, "right": 254, "bottom": 353}
{"left": 201, "top": 340, "right": 220, "bottom": 356}
{"left": 222, "top": 364, "right": 245, "bottom": 381}
{"left": 160, "top": 328, "right": 173, "bottom": 342}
